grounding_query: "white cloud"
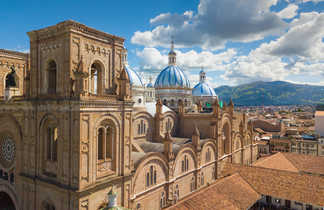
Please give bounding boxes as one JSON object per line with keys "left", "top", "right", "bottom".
{"left": 268, "top": 12, "right": 324, "bottom": 59}
{"left": 136, "top": 47, "right": 236, "bottom": 71}
{"left": 221, "top": 11, "right": 324, "bottom": 85}
{"left": 302, "top": 0, "right": 324, "bottom": 3}
{"left": 132, "top": 3, "right": 324, "bottom": 87}
{"left": 131, "top": 0, "right": 286, "bottom": 49}
{"left": 277, "top": 4, "right": 298, "bottom": 19}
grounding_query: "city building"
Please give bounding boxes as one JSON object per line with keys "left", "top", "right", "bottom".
{"left": 0, "top": 20, "right": 258, "bottom": 210}
{"left": 315, "top": 107, "right": 324, "bottom": 136}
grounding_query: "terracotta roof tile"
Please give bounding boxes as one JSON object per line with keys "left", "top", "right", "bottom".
{"left": 253, "top": 152, "right": 324, "bottom": 176}
{"left": 222, "top": 163, "right": 324, "bottom": 207}
{"left": 166, "top": 173, "right": 260, "bottom": 210}
{"left": 282, "top": 153, "right": 324, "bottom": 176}
{"left": 253, "top": 152, "right": 299, "bottom": 173}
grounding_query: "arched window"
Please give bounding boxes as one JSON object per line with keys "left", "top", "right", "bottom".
{"left": 154, "top": 169, "right": 157, "bottom": 184}
{"left": 170, "top": 99, "right": 175, "bottom": 106}
{"left": 5, "top": 67, "right": 18, "bottom": 89}
{"left": 143, "top": 123, "right": 146, "bottom": 134}
{"left": 166, "top": 118, "right": 172, "bottom": 132}
{"left": 160, "top": 192, "right": 166, "bottom": 208}
{"left": 206, "top": 148, "right": 211, "bottom": 163}
{"left": 47, "top": 126, "right": 58, "bottom": 161}
{"left": 106, "top": 126, "right": 113, "bottom": 159}
{"left": 138, "top": 120, "right": 146, "bottom": 135}
{"left": 146, "top": 172, "right": 150, "bottom": 187}
{"left": 150, "top": 166, "right": 154, "bottom": 185}
{"left": 47, "top": 61, "right": 57, "bottom": 94}
{"left": 97, "top": 121, "right": 115, "bottom": 164}
{"left": 222, "top": 123, "right": 230, "bottom": 155}
{"left": 90, "top": 63, "right": 102, "bottom": 95}
{"left": 181, "top": 155, "right": 189, "bottom": 173}
{"left": 185, "top": 155, "right": 189, "bottom": 171}
{"left": 97, "top": 128, "right": 104, "bottom": 160}
{"left": 181, "top": 160, "right": 185, "bottom": 173}
{"left": 146, "top": 165, "right": 157, "bottom": 187}
{"left": 163, "top": 99, "right": 167, "bottom": 105}
{"left": 190, "top": 177, "right": 195, "bottom": 192}
{"left": 201, "top": 172, "right": 204, "bottom": 186}
{"left": 174, "top": 184, "right": 179, "bottom": 202}
{"left": 140, "top": 120, "right": 144, "bottom": 134}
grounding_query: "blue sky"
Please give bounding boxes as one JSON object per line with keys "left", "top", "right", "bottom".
{"left": 1, "top": 0, "right": 324, "bottom": 87}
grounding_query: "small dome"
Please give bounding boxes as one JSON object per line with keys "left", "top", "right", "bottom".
{"left": 154, "top": 65, "right": 190, "bottom": 89}
{"left": 192, "top": 81, "right": 217, "bottom": 97}
{"left": 124, "top": 65, "right": 143, "bottom": 87}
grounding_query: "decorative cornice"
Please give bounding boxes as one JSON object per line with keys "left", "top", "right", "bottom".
{"left": 27, "top": 20, "right": 125, "bottom": 45}
{"left": 0, "top": 49, "right": 29, "bottom": 59}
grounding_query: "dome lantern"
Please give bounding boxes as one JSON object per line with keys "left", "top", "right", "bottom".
{"left": 168, "top": 40, "right": 176, "bottom": 66}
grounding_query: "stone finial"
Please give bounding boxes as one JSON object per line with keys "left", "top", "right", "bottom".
{"left": 239, "top": 121, "right": 244, "bottom": 134}
{"left": 192, "top": 124, "right": 201, "bottom": 150}
{"left": 164, "top": 131, "right": 174, "bottom": 161}
{"left": 229, "top": 98, "right": 234, "bottom": 107}
{"left": 72, "top": 56, "right": 88, "bottom": 96}
{"left": 212, "top": 98, "right": 219, "bottom": 116}
{"left": 156, "top": 98, "right": 163, "bottom": 116}
{"left": 228, "top": 98, "right": 234, "bottom": 115}
{"left": 197, "top": 101, "right": 202, "bottom": 113}
{"left": 120, "top": 66, "right": 130, "bottom": 81}
{"left": 178, "top": 99, "right": 184, "bottom": 114}
{"left": 118, "top": 67, "right": 131, "bottom": 100}
{"left": 243, "top": 112, "right": 246, "bottom": 124}
{"left": 213, "top": 97, "right": 219, "bottom": 107}
{"left": 222, "top": 101, "right": 227, "bottom": 110}
{"left": 193, "top": 124, "right": 200, "bottom": 137}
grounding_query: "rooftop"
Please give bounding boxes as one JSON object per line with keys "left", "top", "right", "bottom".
{"left": 166, "top": 173, "right": 260, "bottom": 210}
{"left": 222, "top": 163, "right": 324, "bottom": 207}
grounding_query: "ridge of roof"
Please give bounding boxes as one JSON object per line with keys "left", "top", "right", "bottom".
{"left": 253, "top": 152, "right": 299, "bottom": 173}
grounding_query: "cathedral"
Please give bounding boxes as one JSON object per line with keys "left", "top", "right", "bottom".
{"left": 0, "top": 20, "right": 258, "bottom": 210}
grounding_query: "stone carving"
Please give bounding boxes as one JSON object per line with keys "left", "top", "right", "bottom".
{"left": 72, "top": 56, "right": 88, "bottom": 96}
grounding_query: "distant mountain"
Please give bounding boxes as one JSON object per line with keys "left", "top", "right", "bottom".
{"left": 214, "top": 81, "right": 324, "bottom": 106}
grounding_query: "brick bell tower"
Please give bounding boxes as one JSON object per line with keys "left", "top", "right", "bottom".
{"left": 10, "top": 20, "right": 134, "bottom": 210}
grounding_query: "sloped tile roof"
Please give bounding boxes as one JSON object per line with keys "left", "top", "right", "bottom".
{"left": 222, "top": 163, "right": 324, "bottom": 207}
{"left": 253, "top": 152, "right": 324, "bottom": 176}
{"left": 166, "top": 173, "right": 260, "bottom": 210}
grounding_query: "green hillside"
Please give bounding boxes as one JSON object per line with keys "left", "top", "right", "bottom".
{"left": 214, "top": 81, "right": 324, "bottom": 106}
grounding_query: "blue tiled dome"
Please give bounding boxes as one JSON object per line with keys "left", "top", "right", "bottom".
{"left": 154, "top": 65, "right": 190, "bottom": 89}
{"left": 125, "top": 65, "right": 143, "bottom": 87}
{"left": 192, "top": 81, "right": 217, "bottom": 97}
